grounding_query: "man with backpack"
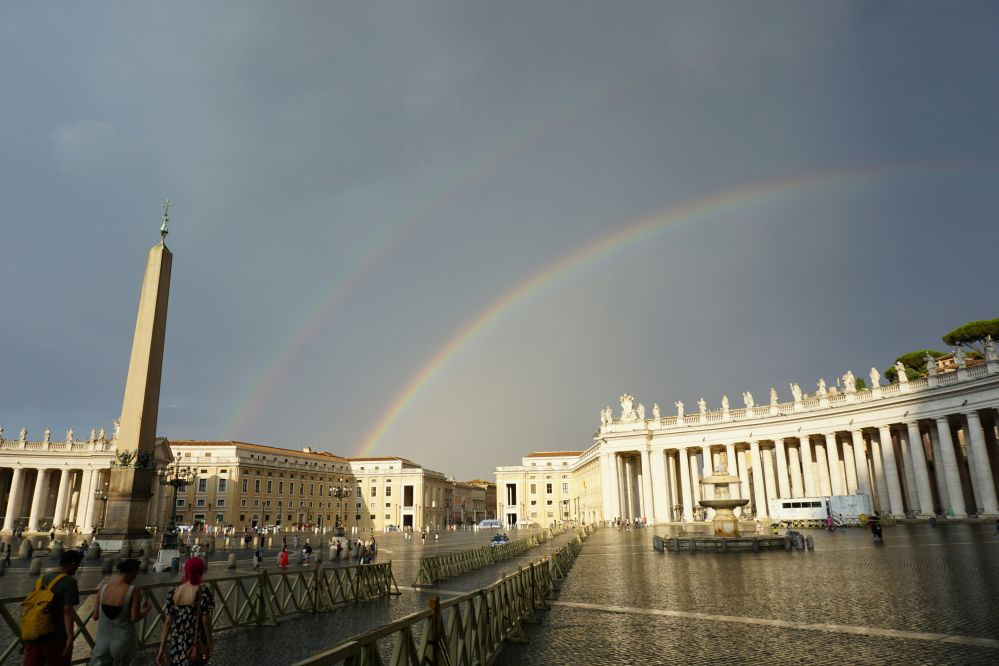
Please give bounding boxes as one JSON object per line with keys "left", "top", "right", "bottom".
{"left": 22, "top": 549, "right": 84, "bottom": 665}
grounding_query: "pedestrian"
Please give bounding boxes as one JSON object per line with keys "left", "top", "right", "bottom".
{"left": 156, "top": 558, "right": 214, "bottom": 665}
{"left": 292, "top": 535, "right": 299, "bottom": 550}
{"left": 89, "top": 558, "right": 151, "bottom": 666}
{"left": 279, "top": 546, "right": 289, "bottom": 570}
{"left": 22, "top": 549, "right": 84, "bottom": 666}
{"left": 420, "top": 532, "right": 426, "bottom": 544}
{"left": 825, "top": 515, "right": 834, "bottom": 531}
{"left": 335, "top": 540, "right": 342, "bottom": 561}
{"left": 49, "top": 529, "right": 56, "bottom": 543}
{"left": 252, "top": 547, "right": 262, "bottom": 570}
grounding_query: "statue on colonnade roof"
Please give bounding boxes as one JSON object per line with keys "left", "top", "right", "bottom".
{"left": 675, "top": 401, "right": 684, "bottom": 419}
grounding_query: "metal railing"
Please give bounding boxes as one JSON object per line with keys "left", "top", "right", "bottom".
{"left": 0, "top": 561, "right": 399, "bottom": 665}
{"left": 294, "top": 525, "right": 595, "bottom": 666}
{"left": 413, "top": 524, "right": 572, "bottom": 586}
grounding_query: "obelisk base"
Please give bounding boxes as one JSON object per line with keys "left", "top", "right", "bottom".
{"left": 98, "top": 468, "right": 155, "bottom": 554}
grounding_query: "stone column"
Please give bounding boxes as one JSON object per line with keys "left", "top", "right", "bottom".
{"left": 616, "top": 454, "right": 627, "bottom": 519}
{"left": 51, "top": 469, "right": 73, "bottom": 528}
{"left": 965, "top": 411, "right": 999, "bottom": 515}
{"left": 749, "top": 441, "right": 768, "bottom": 518}
{"left": 623, "top": 456, "right": 635, "bottom": 521}
{"left": 927, "top": 426, "right": 949, "bottom": 512}
{"left": 825, "top": 434, "right": 845, "bottom": 495}
{"left": 774, "top": 440, "right": 790, "bottom": 499}
{"left": 813, "top": 442, "right": 831, "bottom": 496}
{"left": 897, "top": 428, "right": 919, "bottom": 512}
{"left": 601, "top": 453, "right": 615, "bottom": 521}
{"left": 738, "top": 449, "right": 751, "bottom": 514}
{"left": 2, "top": 468, "right": 25, "bottom": 532}
{"left": 27, "top": 469, "right": 51, "bottom": 532}
{"left": 800, "top": 437, "right": 817, "bottom": 497}
{"left": 678, "top": 448, "right": 693, "bottom": 522}
{"left": 869, "top": 434, "right": 890, "bottom": 513}
{"left": 877, "top": 426, "right": 906, "bottom": 517}
{"left": 787, "top": 441, "right": 803, "bottom": 498}
{"left": 762, "top": 447, "right": 777, "bottom": 510}
{"left": 690, "top": 452, "right": 702, "bottom": 516}
{"left": 650, "top": 450, "right": 668, "bottom": 523}
{"left": 905, "top": 422, "right": 934, "bottom": 516}
{"left": 935, "top": 417, "right": 967, "bottom": 517}
{"left": 842, "top": 440, "right": 858, "bottom": 494}
{"left": 79, "top": 470, "right": 98, "bottom": 531}
{"left": 848, "top": 430, "right": 873, "bottom": 498}
{"left": 640, "top": 449, "right": 655, "bottom": 522}
{"left": 666, "top": 453, "right": 678, "bottom": 520}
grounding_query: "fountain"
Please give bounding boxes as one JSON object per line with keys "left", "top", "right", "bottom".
{"left": 698, "top": 465, "right": 749, "bottom": 538}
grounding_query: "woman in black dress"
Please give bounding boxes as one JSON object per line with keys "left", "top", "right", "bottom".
{"left": 156, "top": 557, "right": 214, "bottom": 665}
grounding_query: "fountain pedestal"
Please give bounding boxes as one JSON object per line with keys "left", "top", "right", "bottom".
{"left": 699, "top": 470, "right": 749, "bottom": 538}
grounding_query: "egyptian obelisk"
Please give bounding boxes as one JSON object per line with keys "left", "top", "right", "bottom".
{"left": 101, "top": 201, "right": 173, "bottom": 546}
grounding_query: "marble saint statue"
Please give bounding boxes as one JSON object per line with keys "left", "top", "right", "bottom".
{"left": 18, "top": 427, "right": 27, "bottom": 443}
{"left": 817, "top": 378, "right": 827, "bottom": 396}
{"left": 844, "top": 371, "right": 856, "bottom": 393}
{"left": 43, "top": 429, "right": 51, "bottom": 443}
{"left": 869, "top": 367, "right": 880, "bottom": 387}
{"left": 769, "top": 387, "right": 778, "bottom": 406}
{"left": 721, "top": 395, "right": 729, "bottom": 411}
{"left": 697, "top": 398, "right": 707, "bottom": 415}
{"left": 600, "top": 409, "right": 607, "bottom": 426}
{"left": 0, "top": 426, "right": 4, "bottom": 441}
{"left": 66, "top": 429, "right": 74, "bottom": 444}
{"left": 954, "top": 348, "right": 967, "bottom": 368}
{"left": 620, "top": 394, "right": 635, "bottom": 420}
{"left": 742, "top": 391, "right": 754, "bottom": 409}
{"left": 986, "top": 335, "right": 997, "bottom": 361}
{"left": 925, "top": 354, "right": 937, "bottom": 376}
{"left": 637, "top": 403, "right": 645, "bottom": 420}
{"left": 113, "top": 419, "right": 121, "bottom": 441}
{"left": 675, "top": 401, "right": 684, "bottom": 419}
{"left": 652, "top": 403, "right": 660, "bottom": 419}
{"left": 98, "top": 427, "right": 106, "bottom": 442}
{"left": 895, "top": 361, "right": 908, "bottom": 383}
{"left": 89, "top": 428, "right": 97, "bottom": 443}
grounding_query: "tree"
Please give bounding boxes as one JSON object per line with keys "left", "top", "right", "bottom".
{"left": 942, "top": 318, "right": 999, "bottom": 355}
{"left": 884, "top": 350, "right": 945, "bottom": 382}
{"left": 854, "top": 377, "right": 867, "bottom": 390}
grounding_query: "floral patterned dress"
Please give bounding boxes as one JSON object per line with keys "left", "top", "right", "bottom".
{"left": 164, "top": 585, "right": 214, "bottom": 665}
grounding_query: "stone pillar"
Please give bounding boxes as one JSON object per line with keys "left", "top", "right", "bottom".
{"left": 935, "top": 417, "right": 967, "bottom": 517}
{"left": 690, "top": 452, "right": 702, "bottom": 516}
{"left": 774, "top": 440, "right": 790, "bottom": 499}
{"left": 27, "top": 470, "right": 51, "bottom": 532}
{"left": 849, "top": 430, "right": 873, "bottom": 498}
{"left": 800, "top": 437, "right": 817, "bottom": 497}
{"left": 749, "top": 441, "right": 768, "bottom": 518}
{"left": 842, "top": 440, "right": 858, "bottom": 494}
{"left": 623, "top": 456, "right": 635, "bottom": 521}
{"left": 640, "top": 450, "right": 655, "bottom": 522}
{"left": 650, "top": 450, "right": 667, "bottom": 523}
{"left": 824, "top": 434, "right": 845, "bottom": 495}
{"left": 965, "top": 411, "right": 998, "bottom": 515}
{"left": 678, "top": 448, "right": 693, "bottom": 522}
{"left": 927, "top": 426, "right": 949, "bottom": 512}
{"left": 737, "top": 449, "right": 751, "bottom": 514}
{"left": 762, "top": 447, "right": 777, "bottom": 510}
{"left": 905, "top": 422, "right": 934, "bottom": 516}
{"left": 897, "top": 428, "right": 919, "bottom": 512}
{"left": 877, "top": 426, "right": 906, "bottom": 518}
{"left": 51, "top": 469, "right": 73, "bottom": 528}
{"left": 814, "top": 442, "right": 831, "bottom": 495}
{"left": 2, "top": 468, "right": 25, "bottom": 532}
{"left": 869, "top": 434, "right": 890, "bottom": 513}
{"left": 79, "top": 470, "right": 98, "bottom": 531}
{"left": 787, "top": 441, "right": 803, "bottom": 498}
{"left": 616, "top": 454, "right": 627, "bottom": 520}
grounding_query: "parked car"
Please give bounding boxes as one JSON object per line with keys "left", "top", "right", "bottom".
{"left": 478, "top": 519, "right": 502, "bottom": 529}
{"left": 490, "top": 533, "right": 510, "bottom": 547}
{"left": 384, "top": 524, "right": 401, "bottom": 532}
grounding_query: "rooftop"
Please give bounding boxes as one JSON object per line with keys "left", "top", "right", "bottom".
{"left": 525, "top": 451, "right": 583, "bottom": 458}
{"left": 169, "top": 440, "right": 350, "bottom": 463}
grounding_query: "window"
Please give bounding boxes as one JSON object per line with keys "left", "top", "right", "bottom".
{"left": 319, "top": 485, "right": 324, "bottom": 497}
{"left": 267, "top": 480, "right": 273, "bottom": 493}
{"left": 370, "top": 514, "right": 376, "bottom": 520}
{"left": 546, "top": 500, "right": 553, "bottom": 506}
{"left": 265, "top": 500, "right": 271, "bottom": 508}
{"left": 385, "top": 502, "right": 391, "bottom": 508}
{"left": 385, "top": 487, "right": 392, "bottom": 497}
{"left": 278, "top": 481, "right": 284, "bottom": 494}
{"left": 530, "top": 500, "right": 537, "bottom": 506}
{"left": 356, "top": 487, "right": 362, "bottom": 498}
{"left": 216, "top": 499, "right": 226, "bottom": 508}
{"left": 254, "top": 479, "right": 261, "bottom": 492}
{"left": 240, "top": 499, "right": 247, "bottom": 507}
{"left": 562, "top": 483, "right": 569, "bottom": 494}
{"left": 241, "top": 479, "right": 248, "bottom": 493}
{"left": 175, "top": 498, "right": 186, "bottom": 507}
{"left": 356, "top": 502, "right": 361, "bottom": 510}
{"left": 370, "top": 486, "right": 377, "bottom": 497}
{"left": 300, "top": 483, "right": 305, "bottom": 496}
{"left": 545, "top": 483, "right": 552, "bottom": 494}
{"left": 217, "top": 479, "right": 227, "bottom": 493}
{"left": 530, "top": 484, "right": 536, "bottom": 495}
{"left": 197, "top": 479, "right": 208, "bottom": 493}
{"left": 385, "top": 514, "right": 391, "bottom": 519}
{"left": 196, "top": 499, "right": 206, "bottom": 508}
{"left": 194, "top": 513, "right": 205, "bottom": 521}
{"left": 310, "top": 483, "right": 314, "bottom": 496}
{"left": 253, "top": 499, "right": 259, "bottom": 507}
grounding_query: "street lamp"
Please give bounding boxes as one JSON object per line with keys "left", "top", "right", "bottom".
{"left": 93, "top": 485, "right": 109, "bottom": 534}
{"left": 157, "top": 455, "right": 196, "bottom": 546}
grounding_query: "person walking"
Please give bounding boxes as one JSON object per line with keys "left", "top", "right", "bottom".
{"left": 156, "top": 558, "right": 214, "bottom": 665}
{"left": 89, "top": 559, "right": 151, "bottom": 666}
{"left": 22, "top": 550, "right": 84, "bottom": 666}
{"left": 278, "top": 546, "right": 289, "bottom": 570}
{"left": 252, "top": 547, "right": 262, "bottom": 570}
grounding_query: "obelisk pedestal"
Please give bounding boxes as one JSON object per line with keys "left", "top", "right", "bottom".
{"left": 101, "top": 233, "right": 172, "bottom": 550}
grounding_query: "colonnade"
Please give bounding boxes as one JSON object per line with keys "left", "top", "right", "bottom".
{"left": 603, "top": 408, "right": 999, "bottom": 521}
{"left": 0, "top": 467, "right": 109, "bottom": 533}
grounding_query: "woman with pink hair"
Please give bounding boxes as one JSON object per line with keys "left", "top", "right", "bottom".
{"left": 156, "top": 558, "right": 214, "bottom": 665}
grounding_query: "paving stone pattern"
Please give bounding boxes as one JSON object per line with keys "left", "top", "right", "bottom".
{"left": 495, "top": 524, "right": 999, "bottom": 665}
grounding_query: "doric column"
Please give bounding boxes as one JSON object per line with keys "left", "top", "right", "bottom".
{"left": 640, "top": 449, "right": 655, "bottom": 522}
{"left": 813, "top": 442, "right": 831, "bottom": 496}
{"left": 877, "top": 426, "right": 906, "bottom": 517}
{"left": 616, "top": 454, "right": 627, "bottom": 519}
{"left": 651, "top": 450, "right": 668, "bottom": 523}
{"left": 800, "top": 436, "right": 817, "bottom": 497}
{"left": 787, "top": 440, "right": 803, "bottom": 498}
{"left": 749, "top": 441, "right": 768, "bottom": 518}
{"left": 79, "top": 469, "right": 98, "bottom": 531}
{"left": 762, "top": 447, "right": 777, "bottom": 510}
{"left": 678, "top": 448, "right": 693, "bottom": 522}
{"left": 927, "top": 426, "right": 949, "bottom": 512}
{"left": 897, "top": 428, "right": 919, "bottom": 512}
{"left": 849, "top": 430, "right": 873, "bottom": 498}
{"left": 965, "top": 411, "right": 998, "bottom": 515}
{"left": 774, "top": 440, "right": 790, "bottom": 499}
{"left": 824, "top": 433, "right": 845, "bottom": 495}
{"left": 27, "top": 469, "right": 51, "bottom": 531}
{"left": 842, "top": 440, "right": 858, "bottom": 494}
{"left": 623, "top": 456, "right": 636, "bottom": 520}
{"left": 601, "top": 453, "right": 615, "bottom": 521}
{"left": 737, "top": 449, "right": 751, "bottom": 514}
{"left": 690, "top": 451, "right": 702, "bottom": 516}
{"left": 935, "top": 417, "right": 967, "bottom": 517}
{"left": 51, "top": 469, "right": 72, "bottom": 528}
{"left": 666, "top": 453, "right": 678, "bottom": 520}
{"left": 2, "top": 468, "right": 25, "bottom": 532}
{"left": 905, "top": 422, "right": 934, "bottom": 516}
{"left": 869, "top": 434, "right": 890, "bottom": 513}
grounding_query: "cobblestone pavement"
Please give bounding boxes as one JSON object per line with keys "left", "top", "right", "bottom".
{"left": 495, "top": 524, "right": 999, "bottom": 665}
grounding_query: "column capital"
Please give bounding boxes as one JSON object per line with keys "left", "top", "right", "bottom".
{"left": 934, "top": 415, "right": 950, "bottom": 425}
{"left": 965, "top": 409, "right": 982, "bottom": 422}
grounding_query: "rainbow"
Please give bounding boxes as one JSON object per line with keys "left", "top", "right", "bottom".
{"left": 352, "top": 162, "right": 968, "bottom": 456}
{"left": 226, "top": 59, "right": 679, "bottom": 438}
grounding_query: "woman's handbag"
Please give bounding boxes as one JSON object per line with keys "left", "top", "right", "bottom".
{"left": 186, "top": 586, "right": 211, "bottom": 663}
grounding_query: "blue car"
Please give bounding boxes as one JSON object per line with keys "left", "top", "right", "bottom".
{"left": 490, "top": 534, "right": 510, "bottom": 547}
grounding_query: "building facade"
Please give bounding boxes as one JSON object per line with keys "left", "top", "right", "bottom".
{"left": 495, "top": 452, "right": 581, "bottom": 527}
{"left": 350, "top": 457, "right": 448, "bottom": 532}
{"left": 497, "top": 352, "right": 999, "bottom": 524}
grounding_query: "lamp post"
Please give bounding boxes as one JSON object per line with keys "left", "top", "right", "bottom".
{"left": 93, "top": 485, "right": 109, "bottom": 533}
{"left": 157, "top": 455, "right": 195, "bottom": 546}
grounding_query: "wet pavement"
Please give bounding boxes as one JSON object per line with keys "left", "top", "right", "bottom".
{"left": 495, "top": 523, "right": 999, "bottom": 665}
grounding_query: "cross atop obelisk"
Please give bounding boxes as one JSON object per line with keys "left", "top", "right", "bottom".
{"left": 102, "top": 203, "right": 174, "bottom": 544}
{"left": 160, "top": 198, "right": 172, "bottom": 242}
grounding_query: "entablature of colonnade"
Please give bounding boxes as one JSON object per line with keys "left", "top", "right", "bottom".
{"left": 596, "top": 361, "right": 999, "bottom": 450}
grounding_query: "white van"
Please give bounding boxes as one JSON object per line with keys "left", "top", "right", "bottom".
{"left": 478, "top": 519, "right": 502, "bottom": 529}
